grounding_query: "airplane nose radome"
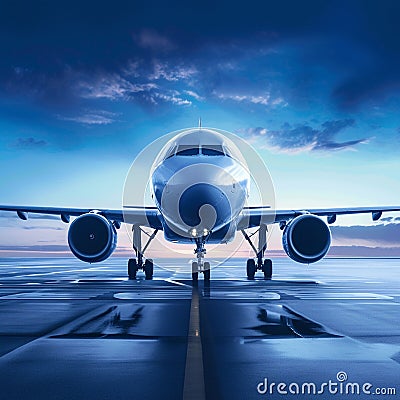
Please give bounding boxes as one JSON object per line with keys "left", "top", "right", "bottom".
{"left": 178, "top": 183, "right": 231, "bottom": 229}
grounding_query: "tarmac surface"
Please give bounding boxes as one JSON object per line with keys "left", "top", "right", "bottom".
{"left": 0, "top": 257, "right": 399, "bottom": 399}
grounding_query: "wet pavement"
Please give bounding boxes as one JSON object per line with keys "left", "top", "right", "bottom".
{"left": 0, "top": 257, "right": 399, "bottom": 399}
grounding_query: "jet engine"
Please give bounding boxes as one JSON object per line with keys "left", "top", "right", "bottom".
{"left": 282, "top": 214, "right": 331, "bottom": 264}
{"left": 68, "top": 213, "right": 117, "bottom": 263}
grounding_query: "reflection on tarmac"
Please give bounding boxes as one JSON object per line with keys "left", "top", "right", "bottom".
{"left": 246, "top": 305, "right": 342, "bottom": 339}
{"left": 0, "top": 257, "right": 399, "bottom": 399}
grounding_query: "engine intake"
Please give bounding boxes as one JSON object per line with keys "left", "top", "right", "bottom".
{"left": 68, "top": 213, "right": 117, "bottom": 263}
{"left": 282, "top": 214, "right": 331, "bottom": 264}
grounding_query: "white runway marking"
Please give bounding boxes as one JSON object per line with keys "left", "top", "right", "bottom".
{"left": 207, "top": 291, "right": 281, "bottom": 300}
{"left": 19, "top": 266, "right": 103, "bottom": 277}
{"left": 289, "top": 292, "right": 394, "bottom": 300}
{"left": 165, "top": 278, "right": 192, "bottom": 287}
{"left": 0, "top": 292, "right": 91, "bottom": 300}
{"left": 183, "top": 288, "right": 206, "bottom": 400}
{"left": 114, "top": 290, "right": 191, "bottom": 300}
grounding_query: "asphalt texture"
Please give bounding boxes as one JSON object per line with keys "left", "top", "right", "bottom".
{"left": 0, "top": 257, "right": 399, "bottom": 399}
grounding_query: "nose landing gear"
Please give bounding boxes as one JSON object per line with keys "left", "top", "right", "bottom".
{"left": 192, "top": 237, "right": 211, "bottom": 282}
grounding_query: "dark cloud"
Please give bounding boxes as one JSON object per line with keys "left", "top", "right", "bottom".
{"left": 0, "top": 0, "right": 400, "bottom": 150}
{"left": 314, "top": 139, "right": 368, "bottom": 151}
{"left": 0, "top": 1, "right": 398, "bottom": 109}
{"left": 380, "top": 216, "right": 400, "bottom": 223}
{"left": 13, "top": 137, "right": 47, "bottom": 149}
{"left": 59, "top": 110, "right": 119, "bottom": 125}
{"left": 331, "top": 223, "right": 400, "bottom": 247}
{"left": 133, "top": 29, "right": 176, "bottom": 52}
{"left": 242, "top": 119, "right": 367, "bottom": 153}
{"left": 0, "top": 1, "right": 330, "bottom": 72}
{"left": 332, "top": 71, "right": 400, "bottom": 111}
{"left": 328, "top": 246, "right": 400, "bottom": 257}
{"left": 328, "top": 2, "right": 400, "bottom": 110}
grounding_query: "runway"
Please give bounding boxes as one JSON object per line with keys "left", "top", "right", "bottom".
{"left": 0, "top": 257, "right": 399, "bottom": 399}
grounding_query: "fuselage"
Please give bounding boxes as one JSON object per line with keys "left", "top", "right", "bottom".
{"left": 150, "top": 128, "right": 250, "bottom": 243}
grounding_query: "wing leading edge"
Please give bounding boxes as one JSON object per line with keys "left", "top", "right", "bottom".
{"left": 238, "top": 205, "right": 400, "bottom": 229}
{"left": 0, "top": 205, "right": 163, "bottom": 229}
{"left": 2, "top": 204, "right": 400, "bottom": 231}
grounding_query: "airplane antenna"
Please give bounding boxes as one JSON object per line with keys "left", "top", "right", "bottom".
{"left": 198, "top": 117, "right": 202, "bottom": 129}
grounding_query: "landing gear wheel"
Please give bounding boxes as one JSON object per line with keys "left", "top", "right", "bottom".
{"left": 262, "top": 259, "right": 272, "bottom": 280}
{"left": 144, "top": 259, "right": 154, "bottom": 280}
{"left": 246, "top": 259, "right": 256, "bottom": 280}
{"left": 204, "top": 262, "right": 210, "bottom": 281}
{"left": 192, "top": 262, "right": 199, "bottom": 282}
{"left": 128, "top": 258, "right": 137, "bottom": 280}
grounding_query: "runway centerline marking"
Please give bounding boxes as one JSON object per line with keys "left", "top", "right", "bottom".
{"left": 183, "top": 287, "right": 206, "bottom": 400}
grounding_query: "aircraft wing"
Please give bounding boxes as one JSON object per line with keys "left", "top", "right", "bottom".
{"left": 3, "top": 204, "right": 400, "bottom": 231}
{"left": 0, "top": 205, "right": 163, "bottom": 229}
{"left": 238, "top": 206, "right": 400, "bottom": 229}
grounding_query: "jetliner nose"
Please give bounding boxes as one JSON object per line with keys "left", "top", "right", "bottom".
{"left": 178, "top": 183, "right": 231, "bottom": 232}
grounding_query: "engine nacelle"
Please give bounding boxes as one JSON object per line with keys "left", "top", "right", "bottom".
{"left": 282, "top": 214, "right": 331, "bottom": 264}
{"left": 68, "top": 213, "right": 117, "bottom": 263}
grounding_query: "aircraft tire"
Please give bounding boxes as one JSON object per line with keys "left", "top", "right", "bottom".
{"left": 144, "top": 259, "right": 154, "bottom": 280}
{"left": 192, "top": 262, "right": 199, "bottom": 282}
{"left": 128, "top": 258, "right": 137, "bottom": 280}
{"left": 204, "top": 262, "right": 210, "bottom": 281}
{"left": 262, "top": 259, "right": 272, "bottom": 280}
{"left": 246, "top": 259, "right": 256, "bottom": 280}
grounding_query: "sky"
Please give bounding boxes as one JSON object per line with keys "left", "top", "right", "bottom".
{"left": 1, "top": 0, "right": 400, "bottom": 258}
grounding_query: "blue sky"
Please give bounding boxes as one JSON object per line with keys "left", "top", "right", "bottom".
{"left": 1, "top": 0, "right": 400, "bottom": 256}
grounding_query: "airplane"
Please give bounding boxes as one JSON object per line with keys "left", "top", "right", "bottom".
{"left": 1, "top": 126, "right": 400, "bottom": 281}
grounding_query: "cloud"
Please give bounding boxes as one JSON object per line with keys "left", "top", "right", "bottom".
{"left": 381, "top": 216, "right": 400, "bottom": 223}
{"left": 147, "top": 91, "right": 191, "bottom": 106}
{"left": 78, "top": 74, "right": 157, "bottom": 100}
{"left": 328, "top": 245, "right": 400, "bottom": 257}
{"left": 241, "top": 119, "right": 368, "bottom": 153}
{"left": 13, "top": 137, "right": 47, "bottom": 149}
{"left": 75, "top": 65, "right": 196, "bottom": 108}
{"left": 59, "top": 110, "right": 119, "bottom": 125}
{"left": 215, "top": 91, "right": 286, "bottom": 107}
{"left": 313, "top": 138, "right": 369, "bottom": 151}
{"left": 133, "top": 29, "right": 176, "bottom": 52}
{"left": 148, "top": 61, "right": 197, "bottom": 82}
{"left": 331, "top": 223, "right": 400, "bottom": 248}
{"left": 3, "top": 2, "right": 400, "bottom": 116}
{"left": 184, "top": 90, "right": 203, "bottom": 101}
{"left": 332, "top": 69, "right": 400, "bottom": 111}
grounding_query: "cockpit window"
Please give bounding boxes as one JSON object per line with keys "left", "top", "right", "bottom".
{"left": 201, "top": 144, "right": 225, "bottom": 156}
{"left": 176, "top": 145, "right": 200, "bottom": 156}
{"left": 165, "top": 145, "right": 177, "bottom": 159}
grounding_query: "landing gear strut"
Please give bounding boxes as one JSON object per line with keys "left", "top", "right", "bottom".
{"left": 128, "top": 225, "right": 158, "bottom": 280}
{"left": 241, "top": 224, "right": 273, "bottom": 280}
{"left": 192, "top": 237, "right": 211, "bottom": 282}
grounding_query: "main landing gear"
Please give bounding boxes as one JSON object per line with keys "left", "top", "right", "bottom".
{"left": 128, "top": 225, "right": 158, "bottom": 280}
{"left": 241, "top": 224, "right": 273, "bottom": 280}
{"left": 191, "top": 237, "right": 211, "bottom": 282}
